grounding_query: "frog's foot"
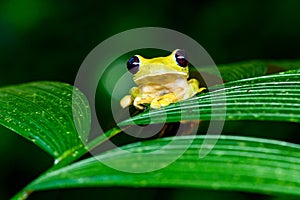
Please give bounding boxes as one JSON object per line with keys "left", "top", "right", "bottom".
{"left": 130, "top": 87, "right": 140, "bottom": 98}
{"left": 133, "top": 96, "right": 152, "bottom": 110}
{"left": 188, "top": 79, "right": 206, "bottom": 96}
{"left": 120, "top": 95, "right": 133, "bottom": 108}
{"left": 150, "top": 93, "right": 177, "bottom": 109}
{"left": 198, "top": 87, "right": 206, "bottom": 93}
{"left": 188, "top": 79, "right": 200, "bottom": 96}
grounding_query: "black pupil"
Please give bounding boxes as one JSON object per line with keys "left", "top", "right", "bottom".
{"left": 175, "top": 50, "right": 188, "bottom": 67}
{"left": 127, "top": 56, "right": 140, "bottom": 74}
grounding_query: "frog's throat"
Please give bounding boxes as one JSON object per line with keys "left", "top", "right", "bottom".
{"left": 134, "top": 72, "right": 187, "bottom": 82}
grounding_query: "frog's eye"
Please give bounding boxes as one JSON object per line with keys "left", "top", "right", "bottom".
{"left": 174, "top": 49, "right": 188, "bottom": 68}
{"left": 127, "top": 55, "right": 140, "bottom": 74}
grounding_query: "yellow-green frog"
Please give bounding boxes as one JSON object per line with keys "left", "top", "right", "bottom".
{"left": 120, "top": 49, "right": 205, "bottom": 109}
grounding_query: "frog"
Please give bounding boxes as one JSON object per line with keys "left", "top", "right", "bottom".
{"left": 120, "top": 49, "right": 206, "bottom": 109}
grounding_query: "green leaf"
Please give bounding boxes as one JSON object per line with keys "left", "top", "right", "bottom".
{"left": 197, "top": 60, "right": 268, "bottom": 82}
{"left": 196, "top": 60, "right": 300, "bottom": 82}
{"left": 6, "top": 61, "right": 300, "bottom": 199}
{"left": 119, "top": 69, "right": 300, "bottom": 126}
{"left": 0, "top": 81, "right": 90, "bottom": 160}
{"left": 18, "top": 135, "right": 300, "bottom": 196}
{"left": 266, "top": 60, "right": 300, "bottom": 72}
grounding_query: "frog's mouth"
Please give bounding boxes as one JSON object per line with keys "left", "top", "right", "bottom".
{"left": 134, "top": 72, "right": 188, "bottom": 85}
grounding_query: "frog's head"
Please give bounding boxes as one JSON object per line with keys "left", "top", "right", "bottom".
{"left": 127, "top": 49, "right": 190, "bottom": 85}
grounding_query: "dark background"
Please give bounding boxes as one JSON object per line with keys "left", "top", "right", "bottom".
{"left": 1, "top": 0, "right": 300, "bottom": 199}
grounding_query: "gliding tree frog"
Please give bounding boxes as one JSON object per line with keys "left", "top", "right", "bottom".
{"left": 120, "top": 49, "right": 205, "bottom": 109}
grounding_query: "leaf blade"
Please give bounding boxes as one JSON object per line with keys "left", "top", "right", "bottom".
{"left": 119, "top": 70, "right": 300, "bottom": 126}
{"left": 0, "top": 81, "right": 90, "bottom": 159}
{"left": 20, "top": 135, "right": 300, "bottom": 196}
{"left": 196, "top": 60, "right": 300, "bottom": 82}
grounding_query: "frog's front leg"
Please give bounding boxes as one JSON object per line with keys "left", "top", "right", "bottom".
{"left": 120, "top": 95, "right": 133, "bottom": 108}
{"left": 120, "top": 87, "right": 140, "bottom": 109}
{"left": 150, "top": 93, "right": 178, "bottom": 109}
{"left": 129, "top": 87, "right": 153, "bottom": 109}
{"left": 188, "top": 78, "right": 206, "bottom": 96}
{"left": 133, "top": 94, "right": 154, "bottom": 109}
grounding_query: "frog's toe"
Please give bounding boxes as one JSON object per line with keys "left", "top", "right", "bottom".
{"left": 158, "top": 99, "right": 171, "bottom": 107}
{"left": 198, "top": 87, "right": 206, "bottom": 93}
{"left": 133, "top": 97, "right": 149, "bottom": 110}
{"left": 120, "top": 95, "right": 133, "bottom": 108}
{"left": 133, "top": 102, "right": 145, "bottom": 110}
{"left": 150, "top": 99, "right": 162, "bottom": 109}
{"left": 150, "top": 98, "right": 172, "bottom": 109}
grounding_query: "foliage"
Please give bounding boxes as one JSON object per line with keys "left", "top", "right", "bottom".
{"left": 0, "top": 61, "right": 299, "bottom": 199}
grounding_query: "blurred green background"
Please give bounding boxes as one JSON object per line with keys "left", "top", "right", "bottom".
{"left": 1, "top": 0, "right": 300, "bottom": 199}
